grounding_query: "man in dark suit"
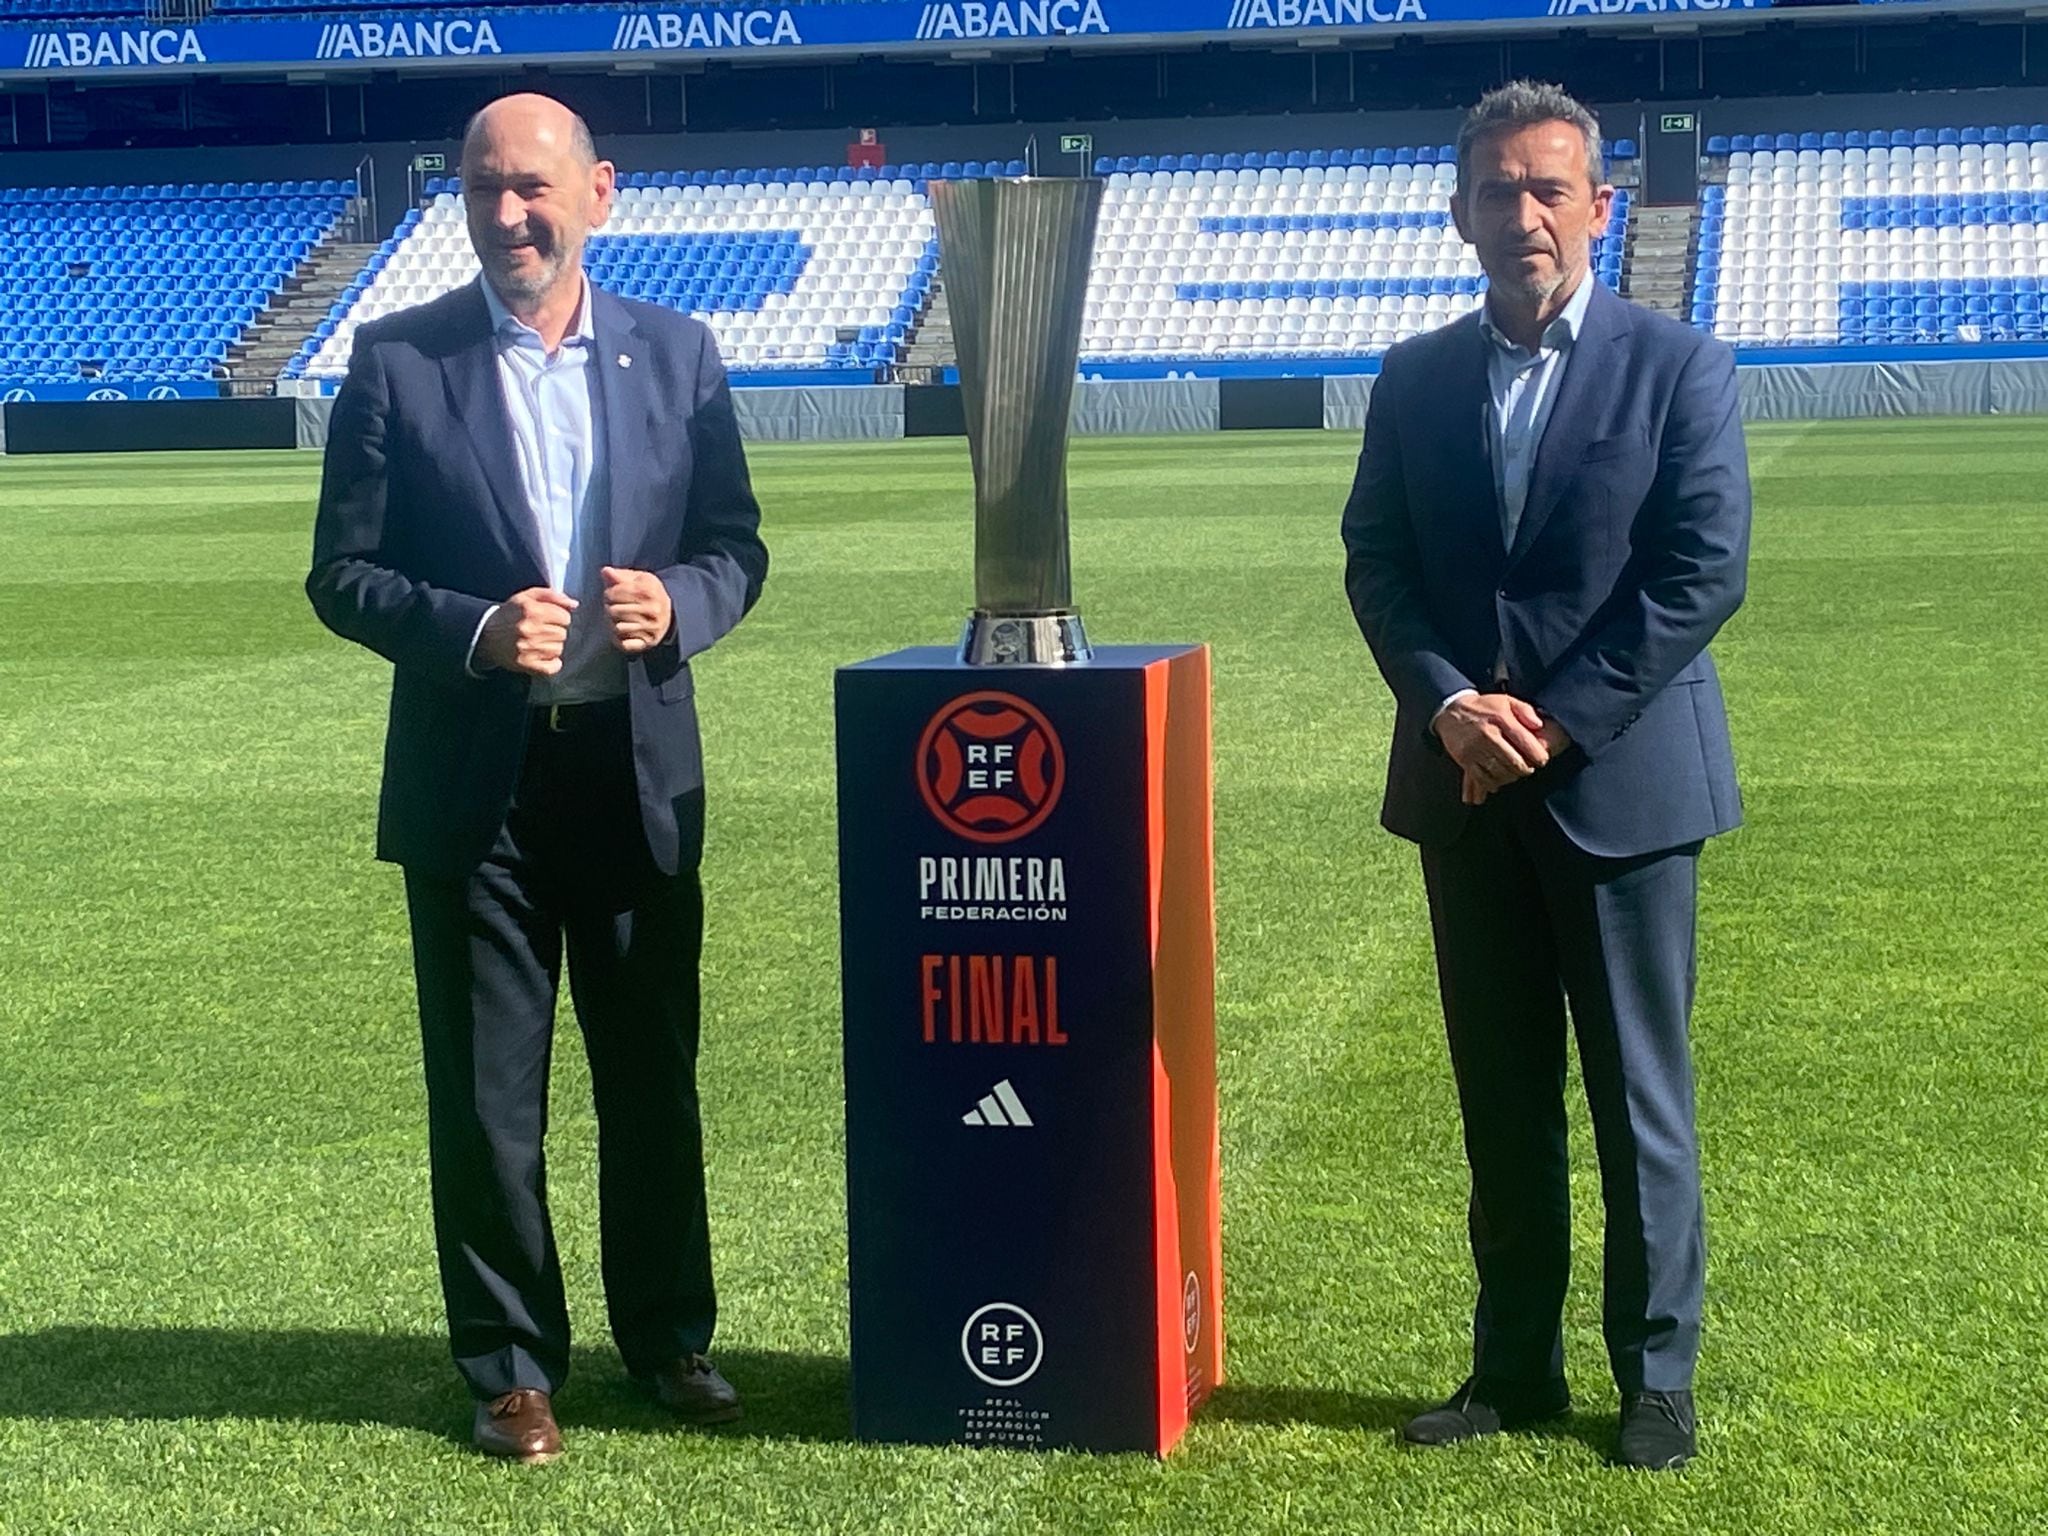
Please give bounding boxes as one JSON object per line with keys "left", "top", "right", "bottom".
{"left": 1341, "top": 81, "right": 1749, "bottom": 1471}
{"left": 308, "top": 92, "right": 769, "bottom": 1463}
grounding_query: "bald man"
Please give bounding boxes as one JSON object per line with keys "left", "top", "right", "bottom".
{"left": 309, "top": 93, "right": 769, "bottom": 1463}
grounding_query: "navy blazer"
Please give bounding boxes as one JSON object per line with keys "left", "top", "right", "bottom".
{"left": 309, "top": 279, "right": 769, "bottom": 879}
{"left": 1341, "top": 283, "right": 1749, "bottom": 859}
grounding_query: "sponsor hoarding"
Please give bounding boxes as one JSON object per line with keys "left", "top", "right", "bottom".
{"left": 5, "top": 0, "right": 1934, "bottom": 81}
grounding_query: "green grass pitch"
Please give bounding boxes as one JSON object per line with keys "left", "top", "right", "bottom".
{"left": 1, "top": 422, "right": 2043, "bottom": 1534}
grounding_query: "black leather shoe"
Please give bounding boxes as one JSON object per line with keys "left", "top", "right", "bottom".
{"left": 1401, "top": 1375, "right": 1571, "bottom": 1446}
{"left": 637, "top": 1353, "right": 743, "bottom": 1425}
{"left": 1617, "top": 1390, "right": 1697, "bottom": 1470}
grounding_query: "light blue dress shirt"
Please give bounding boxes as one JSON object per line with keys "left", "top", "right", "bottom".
{"left": 474, "top": 275, "right": 625, "bottom": 706}
{"left": 1434, "top": 273, "right": 1597, "bottom": 725}
{"left": 1480, "top": 270, "right": 1596, "bottom": 549}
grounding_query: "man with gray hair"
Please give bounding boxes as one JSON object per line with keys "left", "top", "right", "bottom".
{"left": 1341, "top": 81, "right": 1750, "bottom": 1470}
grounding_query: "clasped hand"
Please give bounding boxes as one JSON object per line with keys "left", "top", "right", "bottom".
{"left": 476, "top": 568, "right": 674, "bottom": 678}
{"left": 1434, "top": 692, "right": 1573, "bottom": 806}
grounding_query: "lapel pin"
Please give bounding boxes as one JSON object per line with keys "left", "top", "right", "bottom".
{"left": 618, "top": 353, "right": 633, "bottom": 369}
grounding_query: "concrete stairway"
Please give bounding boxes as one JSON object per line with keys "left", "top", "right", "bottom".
{"left": 1621, "top": 204, "right": 1699, "bottom": 322}
{"left": 219, "top": 239, "right": 377, "bottom": 394}
{"left": 898, "top": 278, "right": 955, "bottom": 377}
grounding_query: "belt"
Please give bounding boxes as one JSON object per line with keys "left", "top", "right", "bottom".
{"left": 531, "top": 695, "right": 629, "bottom": 734}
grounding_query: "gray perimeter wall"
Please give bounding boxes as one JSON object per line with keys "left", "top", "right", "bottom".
{"left": 15, "top": 361, "right": 2048, "bottom": 458}
{"left": 1323, "top": 358, "right": 2048, "bottom": 432}
{"left": 734, "top": 385, "right": 904, "bottom": 443}
{"left": 1071, "top": 378, "right": 1219, "bottom": 436}
{"left": 280, "top": 379, "right": 1220, "bottom": 450}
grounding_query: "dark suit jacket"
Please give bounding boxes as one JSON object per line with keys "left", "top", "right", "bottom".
{"left": 308, "top": 279, "right": 769, "bottom": 880}
{"left": 1341, "top": 282, "right": 1749, "bottom": 859}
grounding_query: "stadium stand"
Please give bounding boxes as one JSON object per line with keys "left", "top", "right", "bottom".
{"left": 291, "top": 144, "right": 1639, "bottom": 385}
{"left": 0, "top": 179, "right": 356, "bottom": 390}
{"left": 1079, "top": 145, "right": 1632, "bottom": 365}
{"left": 0, "top": 0, "right": 149, "bottom": 16}
{"left": 289, "top": 163, "right": 1007, "bottom": 383}
{"left": 1695, "top": 126, "right": 2048, "bottom": 346}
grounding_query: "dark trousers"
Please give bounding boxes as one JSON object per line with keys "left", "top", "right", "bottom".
{"left": 402, "top": 700, "right": 714, "bottom": 1400}
{"left": 1419, "top": 787, "right": 1705, "bottom": 1395}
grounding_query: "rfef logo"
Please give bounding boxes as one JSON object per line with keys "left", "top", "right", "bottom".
{"left": 962, "top": 1302, "right": 1044, "bottom": 1387}
{"left": 916, "top": 692, "right": 1065, "bottom": 844}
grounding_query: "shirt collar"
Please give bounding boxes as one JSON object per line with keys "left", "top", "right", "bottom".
{"left": 482, "top": 273, "right": 595, "bottom": 353}
{"left": 1481, "top": 270, "right": 1596, "bottom": 358}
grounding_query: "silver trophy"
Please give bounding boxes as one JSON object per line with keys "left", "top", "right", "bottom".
{"left": 930, "top": 176, "right": 1104, "bottom": 666}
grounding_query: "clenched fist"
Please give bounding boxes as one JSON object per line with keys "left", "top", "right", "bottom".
{"left": 601, "top": 567, "right": 674, "bottom": 655}
{"left": 477, "top": 587, "right": 579, "bottom": 678}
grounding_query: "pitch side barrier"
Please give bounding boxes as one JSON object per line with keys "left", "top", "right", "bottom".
{"left": 12, "top": 355, "right": 2048, "bottom": 455}
{"left": 0, "top": 0, "right": 2003, "bottom": 84}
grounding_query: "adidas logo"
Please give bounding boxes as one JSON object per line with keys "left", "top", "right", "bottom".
{"left": 962, "top": 1079, "right": 1034, "bottom": 1128}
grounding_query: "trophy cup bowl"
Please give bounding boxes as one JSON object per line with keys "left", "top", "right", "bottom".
{"left": 928, "top": 176, "right": 1105, "bottom": 666}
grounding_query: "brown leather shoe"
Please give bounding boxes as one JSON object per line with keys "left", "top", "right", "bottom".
{"left": 637, "top": 1354, "right": 743, "bottom": 1425}
{"left": 472, "top": 1389, "right": 563, "bottom": 1464}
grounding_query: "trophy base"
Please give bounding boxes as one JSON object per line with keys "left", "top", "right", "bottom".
{"left": 958, "top": 612, "right": 1092, "bottom": 666}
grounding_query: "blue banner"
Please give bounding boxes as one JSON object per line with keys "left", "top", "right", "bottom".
{"left": 1, "top": 0, "right": 1921, "bottom": 81}
{"left": 0, "top": 381, "right": 221, "bottom": 401}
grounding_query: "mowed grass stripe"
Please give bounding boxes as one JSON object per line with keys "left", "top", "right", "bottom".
{"left": 0, "top": 427, "right": 2043, "bottom": 1534}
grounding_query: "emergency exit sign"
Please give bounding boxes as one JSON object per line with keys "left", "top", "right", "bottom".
{"left": 1660, "top": 114, "right": 1696, "bottom": 134}
{"left": 1060, "top": 134, "right": 1092, "bottom": 155}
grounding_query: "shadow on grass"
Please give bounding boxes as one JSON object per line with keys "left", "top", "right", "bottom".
{"left": 0, "top": 1328, "right": 853, "bottom": 1448}
{"left": 1205, "top": 1383, "right": 1622, "bottom": 1459}
{"left": 1526, "top": 1408, "right": 1622, "bottom": 1461}
{"left": 1204, "top": 1382, "right": 1429, "bottom": 1434}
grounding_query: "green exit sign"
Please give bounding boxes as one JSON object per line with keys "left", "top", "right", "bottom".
{"left": 414, "top": 152, "right": 446, "bottom": 172}
{"left": 1660, "top": 114, "right": 1696, "bottom": 134}
{"left": 1060, "top": 134, "right": 1092, "bottom": 156}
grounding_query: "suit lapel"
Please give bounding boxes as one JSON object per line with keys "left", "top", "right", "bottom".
{"left": 1437, "top": 313, "right": 1508, "bottom": 568}
{"left": 588, "top": 287, "right": 646, "bottom": 569}
{"left": 1507, "top": 281, "right": 1627, "bottom": 567}
{"left": 439, "top": 280, "right": 549, "bottom": 582}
